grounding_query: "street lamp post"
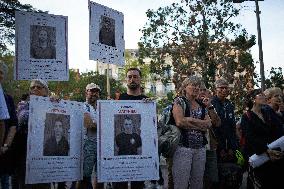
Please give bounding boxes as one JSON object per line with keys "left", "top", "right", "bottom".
{"left": 233, "top": 0, "right": 265, "bottom": 91}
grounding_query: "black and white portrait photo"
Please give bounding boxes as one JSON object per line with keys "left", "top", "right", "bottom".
{"left": 43, "top": 113, "right": 70, "bottom": 156}
{"left": 114, "top": 114, "right": 142, "bottom": 156}
{"left": 30, "top": 25, "right": 56, "bottom": 59}
{"left": 99, "top": 16, "right": 116, "bottom": 47}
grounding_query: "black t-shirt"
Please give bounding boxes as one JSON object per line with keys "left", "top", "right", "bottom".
{"left": 115, "top": 133, "right": 142, "bottom": 155}
{"left": 119, "top": 93, "right": 148, "bottom": 100}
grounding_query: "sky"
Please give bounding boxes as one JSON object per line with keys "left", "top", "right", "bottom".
{"left": 19, "top": 0, "right": 284, "bottom": 76}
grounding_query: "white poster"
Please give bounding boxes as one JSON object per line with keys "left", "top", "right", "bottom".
{"left": 25, "top": 96, "right": 84, "bottom": 184}
{"left": 249, "top": 136, "right": 284, "bottom": 168}
{"left": 15, "top": 11, "right": 69, "bottom": 81}
{"left": 97, "top": 100, "right": 159, "bottom": 182}
{"left": 89, "top": 1, "right": 125, "bottom": 66}
{"left": 0, "top": 84, "right": 10, "bottom": 120}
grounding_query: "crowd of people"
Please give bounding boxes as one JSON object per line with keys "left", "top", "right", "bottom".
{"left": 1, "top": 61, "right": 284, "bottom": 189}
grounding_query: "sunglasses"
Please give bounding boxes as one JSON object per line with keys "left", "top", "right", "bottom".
{"left": 30, "top": 85, "right": 44, "bottom": 90}
{"left": 88, "top": 88, "right": 100, "bottom": 93}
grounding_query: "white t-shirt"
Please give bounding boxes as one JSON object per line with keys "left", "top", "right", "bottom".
{"left": 83, "top": 102, "right": 97, "bottom": 141}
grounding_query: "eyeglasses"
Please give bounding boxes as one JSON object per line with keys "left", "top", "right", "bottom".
{"left": 217, "top": 86, "right": 228, "bottom": 90}
{"left": 30, "top": 85, "right": 44, "bottom": 90}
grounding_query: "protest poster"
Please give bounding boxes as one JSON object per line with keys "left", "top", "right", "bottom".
{"left": 89, "top": 1, "right": 125, "bottom": 66}
{"left": 25, "top": 96, "right": 84, "bottom": 184}
{"left": 97, "top": 100, "right": 159, "bottom": 182}
{"left": 0, "top": 84, "right": 9, "bottom": 120}
{"left": 15, "top": 11, "right": 68, "bottom": 81}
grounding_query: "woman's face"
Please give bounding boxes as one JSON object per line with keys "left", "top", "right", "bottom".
{"left": 54, "top": 121, "right": 63, "bottom": 138}
{"left": 255, "top": 93, "right": 266, "bottom": 106}
{"left": 30, "top": 82, "right": 48, "bottom": 97}
{"left": 185, "top": 84, "right": 199, "bottom": 98}
{"left": 269, "top": 92, "right": 283, "bottom": 107}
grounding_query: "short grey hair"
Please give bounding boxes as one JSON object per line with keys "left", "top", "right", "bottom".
{"left": 30, "top": 79, "right": 49, "bottom": 96}
{"left": 215, "top": 78, "right": 229, "bottom": 88}
{"left": 264, "top": 87, "right": 282, "bottom": 99}
{"left": 180, "top": 75, "right": 202, "bottom": 96}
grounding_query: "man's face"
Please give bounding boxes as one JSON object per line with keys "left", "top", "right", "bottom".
{"left": 86, "top": 88, "right": 100, "bottom": 104}
{"left": 30, "top": 82, "right": 48, "bottom": 97}
{"left": 54, "top": 121, "right": 63, "bottom": 138}
{"left": 123, "top": 119, "right": 133, "bottom": 134}
{"left": 103, "top": 19, "right": 111, "bottom": 32}
{"left": 216, "top": 84, "right": 229, "bottom": 99}
{"left": 39, "top": 30, "right": 48, "bottom": 42}
{"left": 126, "top": 70, "right": 141, "bottom": 90}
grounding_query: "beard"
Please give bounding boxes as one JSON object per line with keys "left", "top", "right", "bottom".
{"left": 88, "top": 95, "right": 98, "bottom": 104}
{"left": 127, "top": 82, "right": 139, "bottom": 90}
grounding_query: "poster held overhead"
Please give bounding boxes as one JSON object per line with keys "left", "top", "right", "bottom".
{"left": 15, "top": 11, "right": 68, "bottom": 81}
{"left": 89, "top": 1, "right": 125, "bottom": 66}
{"left": 97, "top": 100, "right": 159, "bottom": 183}
{"left": 25, "top": 96, "right": 84, "bottom": 184}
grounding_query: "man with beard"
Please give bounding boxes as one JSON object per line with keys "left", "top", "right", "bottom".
{"left": 77, "top": 83, "right": 103, "bottom": 189}
{"left": 118, "top": 68, "right": 147, "bottom": 100}
{"left": 113, "top": 68, "right": 147, "bottom": 189}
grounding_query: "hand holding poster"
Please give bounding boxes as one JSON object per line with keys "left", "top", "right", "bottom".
{"left": 25, "top": 96, "right": 84, "bottom": 184}
{"left": 0, "top": 84, "right": 10, "bottom": 120}
{"left": 97, "top": 100, "right": 159, "bottom": 182}
{"left": 249, "top": 136, "right": 284, "bottom": 168}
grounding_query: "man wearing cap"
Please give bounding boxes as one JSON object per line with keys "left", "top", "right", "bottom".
{"left": 211, "top": 78, "right": 237, "bottom": 162}
{"left": 77, "top": 83, "right": 103, "bottom": 189}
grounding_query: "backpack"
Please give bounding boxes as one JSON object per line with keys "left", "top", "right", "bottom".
{"left": 158, "top": 97, "right": 206, "bottom": 158}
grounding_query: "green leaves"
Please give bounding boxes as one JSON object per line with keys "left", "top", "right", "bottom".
{"left": 0, "top": 0, "right": 43, "bottom": 54}
{"left": 139, "top": 0, "right": 257, "bottom": 115}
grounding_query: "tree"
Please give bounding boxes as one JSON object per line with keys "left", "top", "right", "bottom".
{"left": 139, "top": 0, "right": 255, "bottom": 90}
{"left": 265, "top": 67, "right": 284, "bottom": 90}
{"left": 1, "top": 53, "right": 30, "bottom": 102}
{"left": 118, "top": 50, "right": 152, "bottom": 85}
{"left": 0, "top": 0, "right": 43, "bottom": 54}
